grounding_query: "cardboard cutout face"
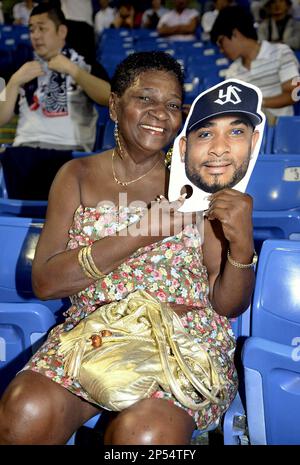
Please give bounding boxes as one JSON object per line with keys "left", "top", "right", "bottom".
{"left": 168, "top": 78, "right": 265, "bottom": 212}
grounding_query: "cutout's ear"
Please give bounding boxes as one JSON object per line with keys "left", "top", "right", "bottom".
{"left": 109, "top": 93, "right": 118, "bottom": 122}
{"left": 179, "top": 136, "right": 187, "bottom": 163}
{"left": 251, "top": 129, "right": 260, "bottom": 154}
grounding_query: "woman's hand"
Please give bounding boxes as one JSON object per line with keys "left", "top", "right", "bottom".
{"left": 132, "top": 193, "right": 193, "bottom": 240}
{"left": 205, "top": 188, "right": 254, "bottom": 259}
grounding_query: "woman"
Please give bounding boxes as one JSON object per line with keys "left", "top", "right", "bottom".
{"left": 0, "top": 51, "right": 254, "bottom": 445}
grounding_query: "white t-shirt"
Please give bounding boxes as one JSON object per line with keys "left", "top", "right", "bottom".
{"left": 94, "top": 7, "right": 115, "bottom": 35}
{"left": 201, "top": 9, "right": 218, "bottom": 33}
{"left": 141, "top": 7, "right": 169, "bottom": 27}
{"left": 225, "top": 40, "right": 299, "bottom": 117}
{"left": 157, "top": 8, "right": 199, "bottom": 41}
{"left": 61, "top": 0, "right": 93, "bottom": 26}
{"left": 14, "top": 51, "right": 97, "bottom": 151}
{"left": 13, "top": 2, "right": 38, "bottom": 25}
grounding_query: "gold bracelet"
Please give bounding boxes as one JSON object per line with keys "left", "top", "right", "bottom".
{"left": 82, "top": 246, "right": 99, "bottom": 279}
{"left": 86, "top": 245, "right": 104, "bottom": 279}
{"left": 78, "top": 247, "right": 95, "bottom": 279}
{"left": 227, "top": 250, "right": 258, "bottom": 269}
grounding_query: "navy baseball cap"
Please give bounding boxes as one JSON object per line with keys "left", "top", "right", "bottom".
{"left": 186, "top": 79, "right": 263, "bottom": 134}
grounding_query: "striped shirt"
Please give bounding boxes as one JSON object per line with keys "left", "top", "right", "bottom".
{"left": 225, "top": 40, "right": 299, "bottom": 117}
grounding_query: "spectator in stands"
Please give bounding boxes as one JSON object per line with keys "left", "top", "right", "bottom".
{"left": 157, "top": 0, "right": 200, "bottom": 41}
{"left": 0, "top": 51, "right": 255, "bottom": 445}
{"left": 13, "top": 0, "right": 38, "bottom": 25}
{"left": 94, "top": 0, "right": 116, "bottom": 36}
{"left": 60, "top": 0, "right": 96, "bottom": 66}
{"left": 201, "top": 0, "right": 233, "bottom": 41}
{"left": 142, "top": 0, "right": 169, "bottom": 29}
{"left": 258, "top": 0, "right": 300, "bottom": 50}
{"left": 211, "top": 5, "right": 300, "bottom": 124}
{"left": 0, "top": 3, "right": 110, "bottom": 200}
{"left": 112, "top": 1, "right": 135, "bottom": 29}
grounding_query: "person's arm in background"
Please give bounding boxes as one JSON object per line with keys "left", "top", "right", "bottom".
{"left": 262, "top": 45, "right": 299, "bottom": 109}
{"left": 0, "top": 61, "right": 45, "bottom": 126}
{"left": 48, "top": 54, "right": 111, "bottom": 106}
{"left": 262, "top": 78, "right": 299, "bottom": 108}
{"left": 202, "top": 189, "right": 256, "bottom": 318}
{"left": 157, "top": 16, "right": 198, "bottom": 37}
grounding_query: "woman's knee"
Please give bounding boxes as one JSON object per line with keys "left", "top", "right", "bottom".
{"left": 0, "top": 371, "right": 60, "bottom": 444}
{"left": 104, "top": 399, "right": 195, "bottom": 445}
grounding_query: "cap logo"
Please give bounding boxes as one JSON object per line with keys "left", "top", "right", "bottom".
{"left": 214, "top": 85, "right": 242, "bottom": 105}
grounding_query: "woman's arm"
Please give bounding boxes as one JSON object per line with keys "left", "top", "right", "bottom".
{"left": 202, "top": 189, "right": 256, "bottom": 318}
{"left": 32, "top": 161, "right": 187, "bottom": 300}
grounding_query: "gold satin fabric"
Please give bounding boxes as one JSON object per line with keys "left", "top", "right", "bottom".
{"left": 59, "top": 290, "right": 228, "bottom": 411}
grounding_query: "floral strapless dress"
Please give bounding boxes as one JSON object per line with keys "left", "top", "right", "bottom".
{"left": 24, "top": 204, "right": 238, "bottom": 430}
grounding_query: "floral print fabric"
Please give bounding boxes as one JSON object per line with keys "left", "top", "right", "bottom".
{"left": 24, "top": 204, "right": 238, "bottom": 430}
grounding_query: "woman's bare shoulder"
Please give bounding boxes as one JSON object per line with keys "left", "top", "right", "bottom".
{"left": 54, "top": 151, "right": 111, "bottom": 184}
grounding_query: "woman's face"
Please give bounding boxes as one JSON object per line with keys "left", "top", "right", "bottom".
{"left": 112, "top": 70, "right": 183, "bottom": 157}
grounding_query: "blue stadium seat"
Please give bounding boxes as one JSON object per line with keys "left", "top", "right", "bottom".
{"left": 0, "top": 216, "right": 68, "bottom": 317}
{"left": 249, "top": 239, "right": 300, "bottom": 344}
{"left": 0, "top": 301, "right": 56, "bottom": 395}
{"left": 246, "top": 155, "right": 300, "bottom": 249}
{"left": 247, "top": 155, "right": 300, "bottom": 211}
{"left": 242, "top": 239, "right": 300, "bottom": 444}
{"left": 0, "top": 198, "right": 48, "bottom": 218}
{"left": 243, "top": 337, "right": 300, "bottom": 445}
{"left": 271, "top": 116, "right": 300, "bottom": 154}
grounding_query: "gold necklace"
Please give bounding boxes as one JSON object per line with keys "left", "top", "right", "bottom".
{"left": 111, "top": 149, "right": 162, "bottom": 187}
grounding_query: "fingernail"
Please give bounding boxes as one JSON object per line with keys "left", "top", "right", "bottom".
{"left": 180, "top": 193, "right": 187, "bottom": 199}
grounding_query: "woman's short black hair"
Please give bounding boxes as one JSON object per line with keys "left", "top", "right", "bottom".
{"left": 211, "top": 6, "right": 257, "bottom": 43}
{"left": 111, "top": 51, "right": 184, "bottom": 97}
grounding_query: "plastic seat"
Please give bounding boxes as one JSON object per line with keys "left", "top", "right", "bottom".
{"left": 0, "top": 216, "right": 68, "bottom": 316}
{"left": 243, "top": 337, "right": 300, "bottom": 445}
{"left": 242, "top": 239, "right": 300, "bottom": 444}
{"left": 0, "top": 198, "right": 48, "bottom": 218}
{"left": 246, "top": 155, "right": 300, "bottom": 249}
{"left": 0, "top": 301, "right": 56, "bottom": 395}
{"left": 272, "top": 116, "right": 300, "bottom": 154}
{"left": 250, "top": 239, "right": 300, "bottom": 344}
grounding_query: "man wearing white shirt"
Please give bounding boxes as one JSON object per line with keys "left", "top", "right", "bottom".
{"left": 211, "top": 6, "right": 299, "bottom": 123}
{"left": 13, "top": 0, "right": 38, "bottom": 26}
{"left": 157, "top": 0, "right": 199, "bottom": 41}
{"left": 94, "top": 0, "right": 116, "bottom": 36}
{"left": 0, "top": 3, "right": 110, "bottom": 200}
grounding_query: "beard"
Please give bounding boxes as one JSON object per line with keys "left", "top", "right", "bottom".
{"left": 185, "top": 151, "right": 251, "bottom": 194}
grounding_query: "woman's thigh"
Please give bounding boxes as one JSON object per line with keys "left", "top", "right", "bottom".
{"left": 0, "top": 370, "right": 102, "bottom": 444}
{"left": 104, "top": 398, "right": 196, "bottom": 445}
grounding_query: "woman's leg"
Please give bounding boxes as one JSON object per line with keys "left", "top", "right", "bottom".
{"left": 104, "top": 398, "right": 196, "bottom": 445}
{"left": 0, "top": 371, "right": 102, "bottom": 445}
